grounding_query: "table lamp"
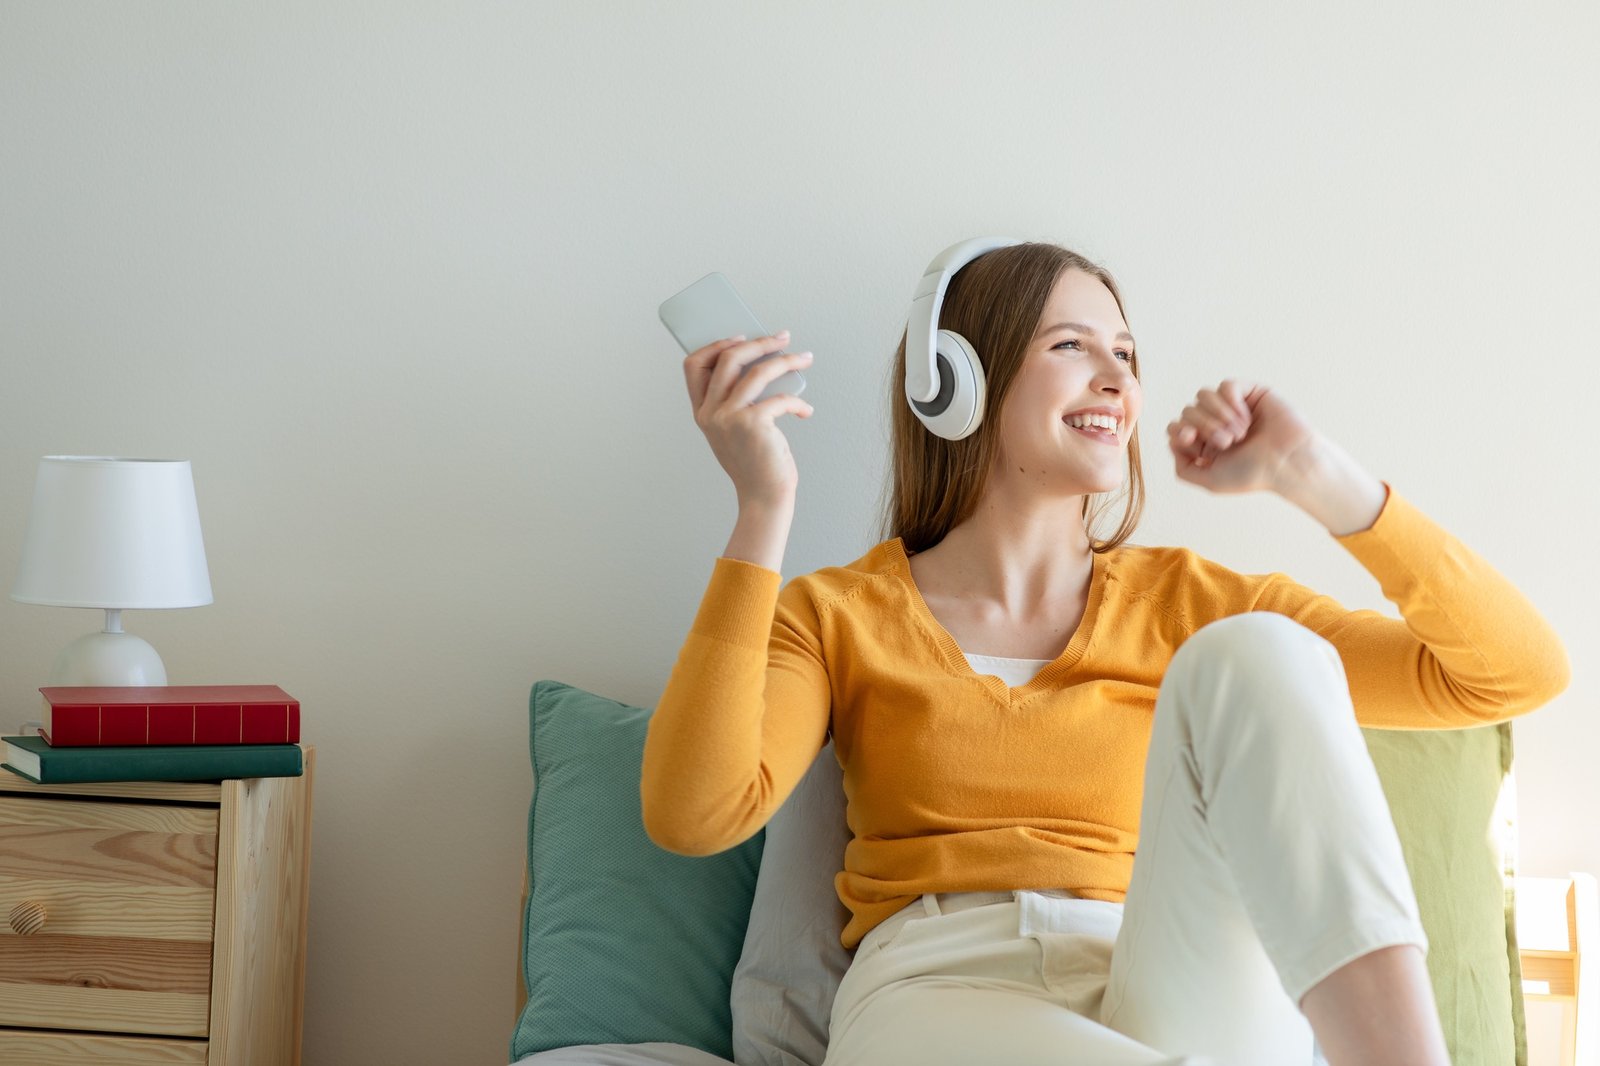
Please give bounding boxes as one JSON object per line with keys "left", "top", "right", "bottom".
{"left": 10, "top": 456, "right": 213, "bottom": 685}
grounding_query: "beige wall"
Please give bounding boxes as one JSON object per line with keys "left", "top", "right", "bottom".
{"left": 2, "top": 4, "right": 1595, "bottom": 1063}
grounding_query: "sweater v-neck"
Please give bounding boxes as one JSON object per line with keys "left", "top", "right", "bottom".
{"left": 887, "top": 537, "right": 1110, "bottom": 702}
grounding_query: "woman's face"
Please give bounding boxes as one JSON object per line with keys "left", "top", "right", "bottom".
{"left": 993, "top": 268, "right": 1141, "bottom": 495}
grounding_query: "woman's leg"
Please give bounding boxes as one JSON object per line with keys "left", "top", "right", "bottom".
{"left": 1099, "top": 612, "right": 1440, "bottom": 1065}
{"left": 1300, "top": 944, "right": 1449, "bottom": 1064}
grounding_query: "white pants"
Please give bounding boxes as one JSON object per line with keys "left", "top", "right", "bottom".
{"left": 822, "top": 612, "right": 1428, "bottom": 1066}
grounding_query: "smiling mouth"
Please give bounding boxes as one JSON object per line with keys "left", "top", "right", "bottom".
{"left": 1065, "top": 422, "right": 1119, "bottom": 446}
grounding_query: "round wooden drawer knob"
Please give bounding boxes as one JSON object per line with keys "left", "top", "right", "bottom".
{"left": 9, "top": 899, "right": 47, "bottom": 935}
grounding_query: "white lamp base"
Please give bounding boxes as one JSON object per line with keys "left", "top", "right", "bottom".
{"left": 49, "top": 630, "right": 169, "bottom": 686}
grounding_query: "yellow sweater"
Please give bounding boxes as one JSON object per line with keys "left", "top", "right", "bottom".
{"left": 640, "top": 483, "right": 1570, "bottom": 950}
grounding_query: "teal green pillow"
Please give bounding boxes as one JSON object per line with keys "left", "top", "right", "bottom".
{"left": 511, "top": 680, "right": 765, "bottom": 1062}
{"left": 1362, "top": 723, "right": 1525, "bottom": 1066}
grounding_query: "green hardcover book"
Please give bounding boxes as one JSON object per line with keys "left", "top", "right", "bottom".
{"left": 1, "top": 735, "right": 302, "bottom": 784}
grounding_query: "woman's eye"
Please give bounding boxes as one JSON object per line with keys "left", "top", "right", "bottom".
{"left": 1054, "top": 339, "right": 1134, "bottom": 363}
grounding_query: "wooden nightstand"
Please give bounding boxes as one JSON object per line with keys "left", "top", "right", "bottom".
{"left": 1519, "top": 872, "right": 1597, "bottom": 1066}
{"left": 0, "top": 746, "right": 315, "bottom": 1065}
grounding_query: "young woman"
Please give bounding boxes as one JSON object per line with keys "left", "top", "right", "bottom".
{"left": 640, "top": 239, "right": 1569, "bottom": 1066}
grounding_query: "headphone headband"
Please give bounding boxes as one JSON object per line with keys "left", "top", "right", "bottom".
{"left": 905, "top": 236, "right": 1023, "bottom": 404}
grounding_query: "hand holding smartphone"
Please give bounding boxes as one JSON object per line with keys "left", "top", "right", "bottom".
{"left": 659, "top": 272, "right": 808, "bottom": 403}
{"left": 662, "top": 271, "right": 814, "bottom": 517}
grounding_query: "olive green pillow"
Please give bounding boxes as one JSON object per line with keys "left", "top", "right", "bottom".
{"left": 1362, "top": 722, "right": 1524, "bottom": 1066}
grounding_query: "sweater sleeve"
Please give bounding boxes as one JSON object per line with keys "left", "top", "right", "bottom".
{"left": 1247, "top": 482, "right": 1570, "bottom": 728}
{"left": 640, "top": 556, "right": 832, "bottom": 856}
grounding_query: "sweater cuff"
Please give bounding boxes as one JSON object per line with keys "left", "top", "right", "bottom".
{"left": 1333, "top": 481, "right": 1415, "bottom": 552}
{"left": 1331, "top": 481, "right": 1435, "bottom": 582}
{"left": 689, "top": 556, "right": 783, "bottom": 649}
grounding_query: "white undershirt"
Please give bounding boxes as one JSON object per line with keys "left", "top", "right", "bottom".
{"left": 963, "top": 652, "right": 1053, "bottom": 688}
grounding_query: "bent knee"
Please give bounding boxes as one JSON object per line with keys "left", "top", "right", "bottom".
{"left": 1170, "top": 612, "right": 1342, "bottom": 695}
{"left": 1159, "top": 613, "right": 1356, "bottom": 744}
{"left": 1180, "top": 611, "right": 1327, "bottom": 660}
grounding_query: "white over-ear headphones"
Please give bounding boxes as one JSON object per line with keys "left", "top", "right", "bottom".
{"left": 905, "top": 236, "right": 1025, "bottom": 440}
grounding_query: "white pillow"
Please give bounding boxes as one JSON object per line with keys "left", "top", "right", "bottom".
{"left": 730, "top": 741, "right": 854, "bottom": 1066}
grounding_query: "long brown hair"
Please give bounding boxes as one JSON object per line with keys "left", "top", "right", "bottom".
{"left": 877, "top": 241, "right": 1146, "bottom": 555}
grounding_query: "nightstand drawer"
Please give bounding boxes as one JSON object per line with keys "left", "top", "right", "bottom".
{"left": 0, "top": 794, "right": 218, "bottom": 1037}
{"left": 0, "top": 1029, "right": 207, "bottom": 1064}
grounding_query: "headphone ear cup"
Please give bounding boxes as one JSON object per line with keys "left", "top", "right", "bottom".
{"left": 909, "top": 330, "right": 986, "bottom": 441}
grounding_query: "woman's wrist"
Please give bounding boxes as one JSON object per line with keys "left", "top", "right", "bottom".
{"left": 1272, "top": 433, "right": 1388, "bottom": 536}
{"left": 724, "top": 495, "right": 796, "bottom": 572}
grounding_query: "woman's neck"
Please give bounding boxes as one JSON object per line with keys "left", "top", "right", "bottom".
{"left": 911, "top": 498, "right": 1093, "bottom": 621}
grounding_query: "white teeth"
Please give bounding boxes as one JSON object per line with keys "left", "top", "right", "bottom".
{"left": 1065, "top": 413, "right": 1119, "bottom": 433}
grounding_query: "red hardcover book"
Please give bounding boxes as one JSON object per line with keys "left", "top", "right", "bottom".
{"left": 39, "top": 685, "right": 301, "bottom": 747}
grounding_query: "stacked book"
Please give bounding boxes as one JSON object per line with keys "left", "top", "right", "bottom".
{"left": 1, "top": 685, "right": 303, "bottom": 784}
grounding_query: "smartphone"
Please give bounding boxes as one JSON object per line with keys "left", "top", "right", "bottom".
{"left": 659, "top": 272, "right": 807, "bottom": 402}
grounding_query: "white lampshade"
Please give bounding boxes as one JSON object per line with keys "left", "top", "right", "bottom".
{"left": 12, "top": 456, "right": 213, "bottom": 609}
